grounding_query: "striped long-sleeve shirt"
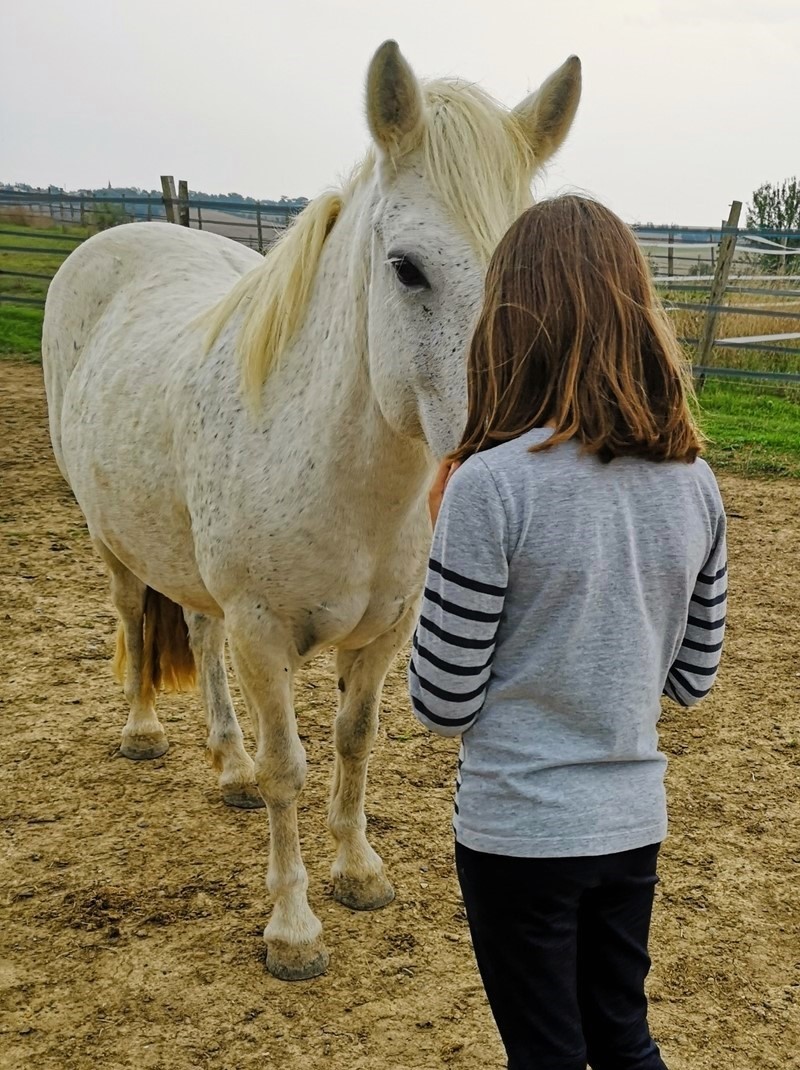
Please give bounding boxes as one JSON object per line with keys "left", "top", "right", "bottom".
{"left": 409, "top": 429, "right": 727, "bottom": 857}
{"left": 663, "top": 546, "right": 727, "bottom": 706}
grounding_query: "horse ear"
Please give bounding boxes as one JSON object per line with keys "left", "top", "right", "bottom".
{"left": 513, "top": 56, "right": 582, "bottom": 164}
{"left": 366, "top": 40, "right": 424, "bottom": 160}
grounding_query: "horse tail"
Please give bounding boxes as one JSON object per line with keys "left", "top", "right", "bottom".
{"left": 112, "top": 624, "right": 127, "bottom": 686}
{"left": 112, "top": 588, "right": 197, "bottom": 695}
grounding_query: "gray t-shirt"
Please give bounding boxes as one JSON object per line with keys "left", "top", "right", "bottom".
{"left": 409, "top": 429, "right": 727, "bottom": 857}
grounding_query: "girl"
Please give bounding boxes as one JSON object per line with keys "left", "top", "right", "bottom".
{"left": 409, "top": 195, "right": 727, "bottom": 1070}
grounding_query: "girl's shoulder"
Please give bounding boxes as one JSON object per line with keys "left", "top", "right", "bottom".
{"left": 678, "top": 454, "right": 724, "bottom": 510}
{"left": 457, "top": 435, "right": 724, "bottom": 513}
{"left": 460, "top": 429, "right": 559, "bottom": 477}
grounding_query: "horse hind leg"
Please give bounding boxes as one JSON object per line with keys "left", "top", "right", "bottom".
{"left": 183, "top": 611, "right": 263, "bottom": 810}
{"left": 95, "top": 541, "right": 169, "bottom": 760}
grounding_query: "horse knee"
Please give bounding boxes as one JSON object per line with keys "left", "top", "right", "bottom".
{"left": 255, "top": 741, "right": 307, "bottom": 807}
{"left": 335, "top": 700, "right": 378, "bottom": 761}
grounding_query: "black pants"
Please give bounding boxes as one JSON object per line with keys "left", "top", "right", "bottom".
{"left": 455, "top": 840, "right": 668, "bottom": 1070}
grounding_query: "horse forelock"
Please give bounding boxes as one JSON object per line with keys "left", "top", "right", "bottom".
{"left": 419, "top": 79, "right": 537, "bottom": 262}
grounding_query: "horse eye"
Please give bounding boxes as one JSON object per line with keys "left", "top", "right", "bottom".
{"left": 388, "top": 255, "right": 430, "bottom": 291}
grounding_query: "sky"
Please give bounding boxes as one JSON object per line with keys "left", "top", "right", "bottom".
{"left": 1, "top": 0, "right": 798, "bottom": 225}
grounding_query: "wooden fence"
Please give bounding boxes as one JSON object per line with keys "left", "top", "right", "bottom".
{"left": 0, "top": 177, "right": 299, "bottom": 259}
{"left": 2, "top": 185, "right": 800, "bottom": 383}
{"left": 644, "top": 202, "right": 800, "bottom": 383}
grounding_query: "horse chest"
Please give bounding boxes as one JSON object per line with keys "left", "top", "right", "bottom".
{"left": 316, "top": 587, "right": 417, "bottom": 654}
{"left": 275, "top": 535, "right": 426, "bottom": 655}
{"left": 190, "top": 445, "right": 431, "bottom": 647}
{"left": 221, "top": 506, "right": 426, "bottom": 655}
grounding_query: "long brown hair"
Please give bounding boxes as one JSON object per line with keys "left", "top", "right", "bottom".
{"left": 451, "top": 195, "right": 702, "bottom": 464}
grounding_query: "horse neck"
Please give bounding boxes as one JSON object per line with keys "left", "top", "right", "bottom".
{"left": 291, "top": 185, "right": 433, "bottom": 504}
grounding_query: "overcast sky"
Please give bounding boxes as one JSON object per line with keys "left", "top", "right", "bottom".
{"left": 2, "top": 0, "right": 798, "bottom": 225}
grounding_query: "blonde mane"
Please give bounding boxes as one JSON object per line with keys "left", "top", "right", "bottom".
{"left": 204, "top": 80, "right": 537, "bottom": 398}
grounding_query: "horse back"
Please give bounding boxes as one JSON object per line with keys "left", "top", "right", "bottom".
{"left": 41, "top": 222, "right": 260, "bottom": 476}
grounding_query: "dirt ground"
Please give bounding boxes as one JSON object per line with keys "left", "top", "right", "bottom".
{"left": 1, "top": 361, "right": 798, "bottom": 1070}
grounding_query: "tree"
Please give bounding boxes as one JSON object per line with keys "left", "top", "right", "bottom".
{"left": 746, "top": 177, "right": 800, "bottom": 276}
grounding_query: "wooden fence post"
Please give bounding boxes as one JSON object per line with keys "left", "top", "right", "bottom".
{"left": 178, "top": 179, "right": 190, "bottom": 227}
{"left": 695, "top": 200, "right": 742, "bottom": 369}
{"left": 161, "top": 175, "right": 178, "bottom": 223}
{"left": 667, "top": 230, "right": 674, "bottom": 277}
{"left": 256, "top": 201, "right": 263, "bottom": 252}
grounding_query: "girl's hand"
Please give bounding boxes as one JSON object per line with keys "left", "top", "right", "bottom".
{"left": 428, "top": 460, "right": 461, "bottom": 526}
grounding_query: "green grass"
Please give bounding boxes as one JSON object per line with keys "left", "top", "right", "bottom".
{"left": 0, "top": 305, "right": 44, "bottom": 356}
{"left": 697, "top": 379, "right": 800, "bottom": 478}
{"left": 0, "top": 220, "right": 90, "bottom": 353}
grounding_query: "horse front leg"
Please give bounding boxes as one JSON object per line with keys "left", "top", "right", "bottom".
{"left": 227, "top": 611, "right": 328, "bottom": 981}
{"left": 183, "top": 611, "right": 263, "bottom": 810}
{"left": 329, "top": 614, "right": 414, "bottom": 911}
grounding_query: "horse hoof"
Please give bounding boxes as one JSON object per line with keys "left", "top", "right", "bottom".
{"left": 333, "top": 873, "right": 396, "bottom": 911}
{"left": 119, "top": 734, "right": 169, "bottom": 761}
{"left": 265, "top": 938, "right": 330, "bottom": 981}
{"left": 221, "top": 784, "right": 265, "bottom": 809}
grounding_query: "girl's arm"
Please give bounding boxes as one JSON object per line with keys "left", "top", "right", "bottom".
{"left": 409, "top": 458, "right": 509, "bottom": 738}
{"left": 664, "top": 515, "right": 727, "bottom": 707}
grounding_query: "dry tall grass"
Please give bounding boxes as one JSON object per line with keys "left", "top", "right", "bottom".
{"left": 0, "top": 206, "right": 59, "bottom": 229}
{"left": 663, "top": 278, "right": 800, "bottom": 372}
{"left": 669, "top": 294, "right": 800, "bottom": 341}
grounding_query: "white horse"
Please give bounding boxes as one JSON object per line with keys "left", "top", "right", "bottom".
{"left": 42, "top": 41, "right": 581, "bottom": 980}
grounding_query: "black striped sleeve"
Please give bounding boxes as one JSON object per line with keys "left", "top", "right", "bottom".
{"left": 409, "top": 459, "right": 508, "bottom": 738}
{"left": 664, "top": 516, "right": 727, "bottom": 708}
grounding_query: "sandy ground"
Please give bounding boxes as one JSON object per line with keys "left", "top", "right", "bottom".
{"left": 1, "top": 361, "right": 798, "bottom": 1070}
